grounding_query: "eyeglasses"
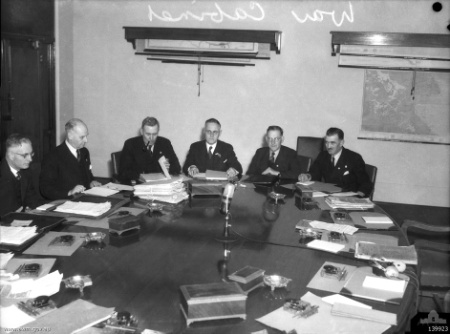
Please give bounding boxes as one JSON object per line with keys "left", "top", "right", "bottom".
{"left": 14, "top": 152, "right": 35, "bottom": 159}
{"left": 267, "top": 137, "right": 281, "bottom": 143}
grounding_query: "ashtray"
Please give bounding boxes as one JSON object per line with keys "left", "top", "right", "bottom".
{"left": 263, "top": 274, "right": 291, "bottom": 291}
{"left": 63, "top": 275, "right": 92, "bottom": 296}
{"left": 298, "top": 228, "right": 321, "bottom": 239}
{"left": 268, "top": 191, "right": 286, "bottom": 204}
{"left": 146, "top": 202, "right": 164, "bottom": 212}
{"left": 83, "top": 232, "right": 106, "bottom": 243}
{"left": 283, "top": 298, "right": 319, "bottom": 318}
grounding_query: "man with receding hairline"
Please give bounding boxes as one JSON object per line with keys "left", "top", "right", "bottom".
{"left": 119, "top": 116, "right": 181, "bottom": 184}
{"left": 0, "top": 134, "right": 44, "bottom": 216}
{"left": 183, "top": 118, "right": 242, "bottom": 177}
{"left": 247, "top": 125, "right": 301, "bottom": 179}
{"left": 40, "top": 118, "right": 101, "bottom": 200}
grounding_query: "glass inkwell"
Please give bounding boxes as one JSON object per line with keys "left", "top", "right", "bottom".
{"left": 63, "top": 275, "right": 92, "bottom": 297}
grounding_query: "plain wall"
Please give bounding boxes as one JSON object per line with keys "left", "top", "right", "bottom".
{"left": 56, "top": 0, "right": 450, "bottom": 207}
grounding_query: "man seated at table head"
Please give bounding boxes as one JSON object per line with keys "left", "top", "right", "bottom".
{"left": 298, "top": 127, "right": 373, "bottom": 197}
{"left": 247, "top": 125, "right": 301, "bottom": 180}
{"left": 118, "top": 116, "right": 181, "bottom": 184}
{"left": 40, "top": 118, "right": 101, "bottom": 200}
{"left": 0, "top": 134, "right": 45, "bottom": 216}
{"left": 183, "top": 118, "right": 242, "bottom": 178}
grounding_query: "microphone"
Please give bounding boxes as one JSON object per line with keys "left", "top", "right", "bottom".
{"left": 220, "top": 183, "right": 236, "bottom": 215}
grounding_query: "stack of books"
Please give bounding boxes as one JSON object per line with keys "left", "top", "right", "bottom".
{"left": 133, "top": 177, "right": 189, "bottom": 204}
{"left": 325, "top": 196, "right": 374, "bottom": 210}
{"left": 228, "top": 265, "right": 265, "bottom": 293}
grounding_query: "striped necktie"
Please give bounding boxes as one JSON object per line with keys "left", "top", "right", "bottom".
{"left": 76, "top": 149, "right": 81, "bottom": 162}
{"left": 208, "top": 146, "right": 213, "bottom": 159}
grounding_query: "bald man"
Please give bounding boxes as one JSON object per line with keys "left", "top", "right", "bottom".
{"left": 40, "top": 118, "right": 101, "bottom": 200}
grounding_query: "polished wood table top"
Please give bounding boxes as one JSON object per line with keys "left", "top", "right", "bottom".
{"left": 8, "top": 184, "right": 415, "bottom": 333}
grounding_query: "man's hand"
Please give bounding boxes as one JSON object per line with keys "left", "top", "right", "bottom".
{"left": 90, "top": 180, "right": 102, "bottom": 188}
{"left": 226, "top": 168, "right": 238, "bottom": 178}
{"left": 262, "top": 167, "right": 280, "bottom": 176}
{"left": 298, "top": 173, "right": 312, "bottom": 182}
{"left": 188, "top": 166, "right": 199, "bottom": 177}
{"left": 68, "top": 184, "right": 85, "bottom": 196}
{"left": 162, "top": 158, "right": 170, "bottom": 170}
{"left": 357, "top": 191, "right": 365, "bottom": 197}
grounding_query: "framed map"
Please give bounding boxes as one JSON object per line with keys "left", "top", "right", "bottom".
{"left": 359, "top": 70, "right": 450, "bottom": 145}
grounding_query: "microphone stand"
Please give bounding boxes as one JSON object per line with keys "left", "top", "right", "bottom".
{"left": 215, "top": 209, "right": 237, "bottom": 243}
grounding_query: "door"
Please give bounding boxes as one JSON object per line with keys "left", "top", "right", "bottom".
{"left": 0, "top": 35, "right": 55, "bottom": 162}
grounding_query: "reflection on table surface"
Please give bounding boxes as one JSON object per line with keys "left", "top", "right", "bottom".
{"left": 7, "top": 184, "right": 414, "bottom": 334}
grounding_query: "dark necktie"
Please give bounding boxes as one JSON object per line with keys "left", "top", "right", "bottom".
{"left": 76, "top": 149, "right": 81, "bottom": 162}
{"left": 148, "top": 146, "right": 153, "bottom": 158}
{"left": 331, "top": 156, "right": 335, "bottom": 167}
{"left": 208, "top": 146, "right": 213, "bottom": 159}
{"left": 270, "top": 151, "right": 275, "bottom": 163}
{"left": 16, "top": 171, "right": 22, "bottom": 181}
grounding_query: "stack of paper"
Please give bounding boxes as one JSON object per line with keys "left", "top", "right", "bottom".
{"left": 325, "top": 196, "right": 374, "bottom": 209}
{"left": 54, "top": 201, "right": 111, "bottom": 217}
{"left": 0, "top": 226, "right": 38, "bottom": 245}
{"left": 133, "top": 177, "right": 189, "bottom": 204}
{"left": 309, "top": 220, "right": 359, "bottom": 235}
{"left": 362, "top": 215, "right": 393, "bottom": 224}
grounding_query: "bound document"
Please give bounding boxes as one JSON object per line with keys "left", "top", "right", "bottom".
{"left": 355, "top": 241, "right": 418, "bottom": 265}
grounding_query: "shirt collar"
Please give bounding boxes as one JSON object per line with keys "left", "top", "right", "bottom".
{"left": 8, "top": 163, "right": 20, "bottom": 178}
{"left": 65, "top": 140, "right": 78, "bottom": 158}
{"left": 270, "top": 148, "right": 280, "bottom": 159}
{"left": 332, "top": 148, "right": 343, "bottom": 164}
{"left": 206, "top": 142, "right": 217, "bottom": 152}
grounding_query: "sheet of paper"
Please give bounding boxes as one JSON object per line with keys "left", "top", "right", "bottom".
{"left": 322, "top": 294, "right": 372, "bottom": 309}
{"left": 363, "top": 276, "right": 407, "bottom": 293}
{"left": 0, "top": 226, "right": 38, "bottom": 246}
{"left": 307, "top": 240, "right": 345, "bottom": 253}
{"left": 54, "top": 201, "right": 111, "bottom": 217}
{"left": 331, "top": 192, "right": 359, "bottom": 197}
{"left": 0, "top": 305, "right": 35, "bottom": 329}
{"left": 10, "top": 220, "right": 33, "bottom": 227}
{"left": 309, "top": 220, "right": 358, "bottom": 235}
{"left": 158, "top": 156, "right": 171, "bottom": 179}
{"left": 35, "top": 203, "right": 57, "bottom": 211}
{"left": 6, "top": 271, "right": 62, "bottom": 299}
{"left": 0, "top": 252, "right": 14, "bottom": 269}
{"left": 101, "top": 182, "right": 134, "bottom": 191}
{"left": 256, "top": 292, "right": 390, "bottom": 334}
{"left": 82, "top": 187, "right": 119, "bottom": 197}
{"left": 331, "top": 303, "right": 397, "bottom": 325}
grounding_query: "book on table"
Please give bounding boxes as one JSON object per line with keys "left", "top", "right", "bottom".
{"left": 355, "top": 241, "right": 418, "bottom": 265}
{"left": 228, "top": 265, "right": 265, "bottom": 293}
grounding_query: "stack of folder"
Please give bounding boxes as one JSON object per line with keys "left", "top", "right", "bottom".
{"left": 133, "top": 177, "right": 189, "bottom": 204}
{"left": 325, "top": 196, "right": 374, "bottom": 210}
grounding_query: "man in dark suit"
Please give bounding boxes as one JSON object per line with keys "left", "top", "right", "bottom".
{"left": 119, "top": 116, "right": 181, "bottom": 184}
{"left": 40, "top": 118, "right": 101, "bottom": 200}
{"left": 298, "top": 127, "right": 373, "bottom": 197}
{"left": 247, "top": 125, "right": 301, "bottom": 180}
{"left": 0, "top": 134, "right": 44, "bottom": 216}
{"left": 183, "top": 118, "right": 242, "bottom": 177}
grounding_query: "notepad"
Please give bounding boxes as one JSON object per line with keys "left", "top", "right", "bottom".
{"left": 362, "top": 216, "right": 393, "bottom": 224}
{"left": 307, "top": 240, "right": 345, "bottom": 253}
{"left": 363, "top": 276, "right": 407, "bottom": 293}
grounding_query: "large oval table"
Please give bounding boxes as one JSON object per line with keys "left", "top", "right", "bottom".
{"left": 11, "top": 183, "right": 416, "bottom": 334}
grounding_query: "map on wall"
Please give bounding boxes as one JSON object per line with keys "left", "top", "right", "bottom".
{"left": 359, "top": 70, "right": 450, "bottom": 145}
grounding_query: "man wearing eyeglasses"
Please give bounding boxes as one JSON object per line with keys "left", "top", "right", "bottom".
{"left": 0, "top": 134, "right": 44, "bottom": 216}
{"left": 247, "top": 125, "right": 301, "bottom": 179}
{"left": 40, "top": 118, "right": 102, "bottom": 200}
{"left": 183, "top": 118, "right": 242, "bottom": 178}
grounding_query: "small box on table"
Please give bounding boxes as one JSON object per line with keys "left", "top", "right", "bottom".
{"left": 179, "top": 282, "right": 247, "bottom": 326}
{"left": 228, "top": 266, "right": 265, "bottom": 293}
{"left": 108, "top": 211, "right": 140, "bottom": 235}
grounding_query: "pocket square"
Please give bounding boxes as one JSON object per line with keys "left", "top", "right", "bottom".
{"left": 343, "top": 171, "right": 349, "bottom": 176}
{"left": 223, "top": 159, "right": 228, "bottom": 163}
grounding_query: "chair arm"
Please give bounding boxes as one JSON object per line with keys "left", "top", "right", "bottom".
{"left": 402, "top": 219, "right": 450, "bottom": 233}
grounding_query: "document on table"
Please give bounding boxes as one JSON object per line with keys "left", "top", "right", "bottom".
{"left": 54, "top": 201, "right": 111, "bottom": 217}
{"left": 256, "top": 292, "right": 390, "bottom": 334}
{"left": 83, "top": 187, "right": 119, "bottom": 197}
{"left": 309, "top": 220, "right": 358, "bottom": 235}
{"left": 102, "top": 182, "right": 134, "bottom": 192}
{"left": 4, "top": 270, "right": 63, "bottom": 299}
{"left": 307, "top": 240, "right": 345, "bottom": 253}
{"left": 0, "top": 226, "right": 38, "bottom": 246}
{"left": 0, "top": 252, "right": 14, "bottom": 269}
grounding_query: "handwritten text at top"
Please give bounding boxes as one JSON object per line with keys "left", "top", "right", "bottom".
{"left": 148, "top": 1, "right": 354, "bottom": 27}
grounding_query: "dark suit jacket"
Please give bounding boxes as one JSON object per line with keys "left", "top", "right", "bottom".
{"left": 183, "top": 140, "right": 242, "bottom": 175}
{"left": 40, "top": 142, "right": 94, "bottom": 200}
{"left": 309, "top": 147, "right": 373, "bottom": 196}
{"left": 0, "top": 159, "right": 43, "bottom": 216}
{"left": 246, "top": 145, "right": 301, "bottom": 179}
{"left": 119, "top": 136, "right": 181, "bottom": 184}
